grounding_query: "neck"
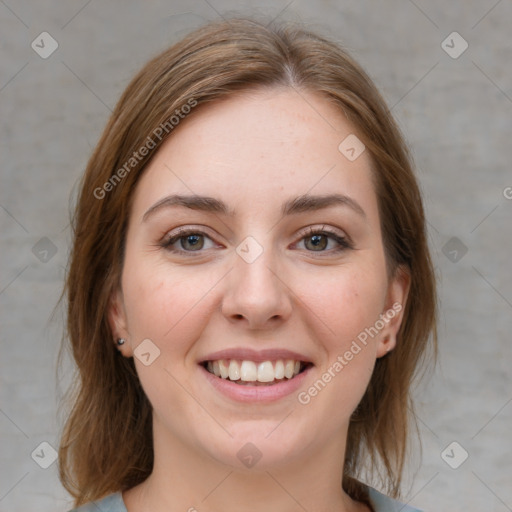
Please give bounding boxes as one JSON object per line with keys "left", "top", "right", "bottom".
{"left": 123, "top": 416, "right": 369, "bottom": 512}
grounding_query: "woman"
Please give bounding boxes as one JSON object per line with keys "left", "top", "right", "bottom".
{"left": 59, "top": 17, "right": 437, "bottom": 512}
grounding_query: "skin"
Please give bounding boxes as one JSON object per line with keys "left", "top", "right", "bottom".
{"left": 109, "top": 87, "right": 409, "bottom": 512}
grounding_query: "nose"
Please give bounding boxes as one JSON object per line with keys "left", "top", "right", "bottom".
{"left": 221, "top": 243, "right": 293, "bottom": 330}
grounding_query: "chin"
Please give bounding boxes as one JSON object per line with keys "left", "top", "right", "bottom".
{"left": 198, "top": 424, "right": 310, "bottom": 472}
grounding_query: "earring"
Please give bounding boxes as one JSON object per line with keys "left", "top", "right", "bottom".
{"left": 117, "top": 338, "right": 126, "bottom": 346}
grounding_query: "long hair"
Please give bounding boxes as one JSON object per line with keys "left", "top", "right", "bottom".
{"left": 58, "top": 17, "right": 437, "bottom": 507}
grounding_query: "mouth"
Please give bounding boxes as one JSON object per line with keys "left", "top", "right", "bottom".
{"left": 201, "top": 359, "right": 313, "bottom": 386}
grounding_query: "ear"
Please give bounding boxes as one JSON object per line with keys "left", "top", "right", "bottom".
{"left": 107, "top": 287, "right": 133, "bottom": 357}
{"left": 376, "top": 265, "right": 410, "bottom": 358}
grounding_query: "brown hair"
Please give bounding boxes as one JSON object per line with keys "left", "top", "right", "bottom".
{"left": 58, "top": 17, "right": 437, "bottom": 507}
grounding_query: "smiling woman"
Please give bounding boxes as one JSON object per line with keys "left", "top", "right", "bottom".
{"left": 59, "top": 17, "right": 437, "bottom": 512}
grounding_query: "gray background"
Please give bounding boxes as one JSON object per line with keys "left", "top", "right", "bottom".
{"left": 1, "top": 1, "right": 511, "bottom": 511}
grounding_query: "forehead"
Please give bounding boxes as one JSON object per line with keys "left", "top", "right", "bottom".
{"left": 131, "top": 87, "right": 379, "bottom": 223}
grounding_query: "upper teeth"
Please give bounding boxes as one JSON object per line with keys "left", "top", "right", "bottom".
{"left": 206, "top": 359, "right": 302, "bottom": 382}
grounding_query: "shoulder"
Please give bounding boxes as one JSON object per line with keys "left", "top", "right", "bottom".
{"left": 68, "top": 492, "right": 126, "bottom": 512}
{"left": 367, "top": 486, "right": 423, "bottom": 512}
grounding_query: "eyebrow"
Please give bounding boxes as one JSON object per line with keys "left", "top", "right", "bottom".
{"left": 142, "top": 193, "right": 366, "bottom": 222}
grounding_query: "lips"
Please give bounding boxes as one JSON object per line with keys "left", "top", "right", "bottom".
{"left": 199, "top": 361, "right": 313, "bottom": 402}
{"left": 199, "top": 347, "right": 313, "bottom": 366}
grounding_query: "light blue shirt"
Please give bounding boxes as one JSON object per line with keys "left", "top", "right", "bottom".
{"left": 69, "top": 487, "right": 423, "bottom": 511}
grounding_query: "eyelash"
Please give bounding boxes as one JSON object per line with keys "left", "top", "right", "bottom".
{"left": 160, "top": 226, "right": 353, "bottom": 256}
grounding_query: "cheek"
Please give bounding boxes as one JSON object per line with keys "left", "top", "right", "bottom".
{"left": 121, "top": 261, "right": 217, "bottom": 414}
{"left": 298, "top": 268, "right": 387, "bottom": 415}
{"left": 122, "top": 258, "right": 217, "bottom": 350}
{"left": 298, "top": 266, "right": 387, "bottom": 349}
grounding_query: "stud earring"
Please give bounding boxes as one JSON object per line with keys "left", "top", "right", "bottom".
{"left": 117, "top": 338, "right": 126, "bottom": 346}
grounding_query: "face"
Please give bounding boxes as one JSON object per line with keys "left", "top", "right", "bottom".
{"left": 109, "top": 87, "right": 408, "bottom": 472}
